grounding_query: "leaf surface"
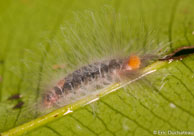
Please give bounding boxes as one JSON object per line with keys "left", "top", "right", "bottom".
{"left": 0, "top": 0, "right": 194, "bottom": 136}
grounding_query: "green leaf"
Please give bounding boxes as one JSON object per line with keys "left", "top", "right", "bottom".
{"left": 0, "top": 0, "right": 194, "bottom": 136}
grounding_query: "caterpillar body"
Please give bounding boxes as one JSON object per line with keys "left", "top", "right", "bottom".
{"left": 43, "top": 55, "right": 142, "bottom": 108}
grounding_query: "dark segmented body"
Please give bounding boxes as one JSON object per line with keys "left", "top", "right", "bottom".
{"left": 44, "top": 58, "right": 125, "bottom": 107}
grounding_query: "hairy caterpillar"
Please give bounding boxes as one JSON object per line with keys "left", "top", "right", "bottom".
{"left": 31, "top": 9, "right": 167, "bottom": 113}
{"left": 1, "top": 8, "right": 169, "bottom": 134}
{"left": 43, "top": 55, "right": 143, "bottom": 108}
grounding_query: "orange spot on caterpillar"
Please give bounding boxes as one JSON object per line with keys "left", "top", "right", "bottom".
{"left": 127, "top": 55, "right": 141, "bottom": 70}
